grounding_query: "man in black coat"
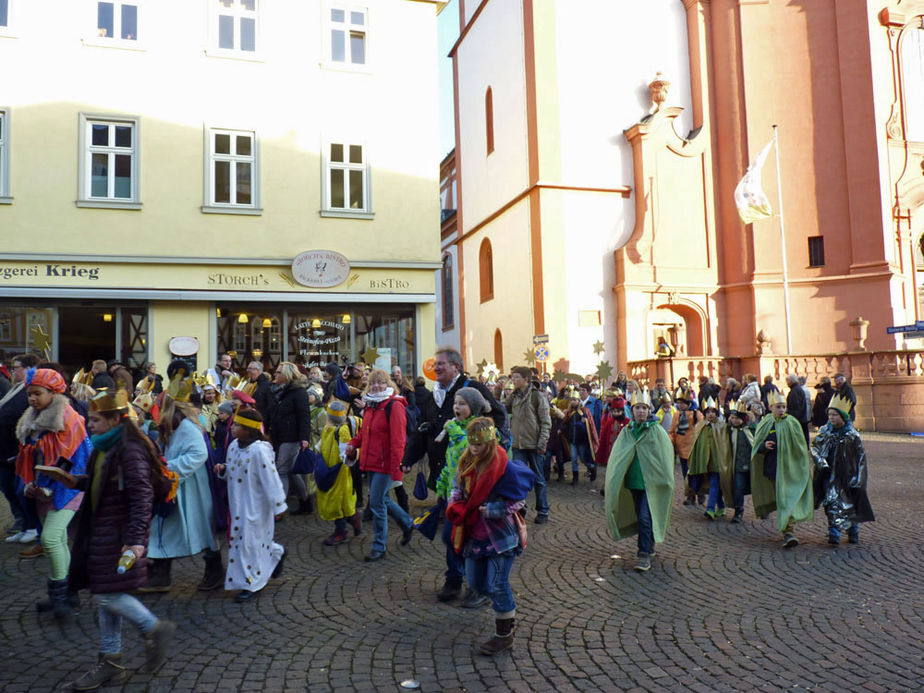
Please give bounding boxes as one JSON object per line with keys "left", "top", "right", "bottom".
{"left": 245, "top": 361, "right": 274, "bottom": 421}
{"left": 833, "top": 373, "right": 857, "bottom": 422}
{"left": 406, "top": 347, "right": 505, "bottom": 486}
{"left": 785, "top": 373, "right": 810, "bottom": 445}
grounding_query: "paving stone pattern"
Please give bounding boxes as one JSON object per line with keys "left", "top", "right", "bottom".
{"left": 1, "top": 434, "right": 922, "bottom": 692}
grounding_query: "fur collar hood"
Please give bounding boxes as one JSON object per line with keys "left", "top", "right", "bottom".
{"left": 16, "top": 394, "right": 69, "bottom": 444}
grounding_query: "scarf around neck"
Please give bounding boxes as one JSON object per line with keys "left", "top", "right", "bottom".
{"left": 449, "top": 446, "right": 508, "bottom": 553}
{"left": 363, "top": 387, "right": 394, "bottom": 405}
{"left": 91, "top": 424, "right": 123, "bottom": 451}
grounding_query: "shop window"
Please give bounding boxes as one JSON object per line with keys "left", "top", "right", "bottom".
{"left": 442, "top": 253, "right": 454, "bottom": 330}
{"left": 268, "top": 317, "right": 282, "bottom": 358}
{"left": 479, "top": 238, "right": 494, "bottom": 303}
{"left": 494, "top": 328, "right": 503, "bottom": 370}
{"left": 204, "top": 127, "right": 261, "bottom": 214}
{"left": 485, "top": 87, "right": 494, "bottom": 155}
{"left": 0, "top": 108, "right": 9, "bottom": 203}
{"left": 322, "top": 140, "right": 372, "bottom": 218}
{"left": 326, "top": 5, "right": 367, "bottom": 67}
{"left": 77, "top": 113, "right": 141, "bottom": 209}
{"left": 211, "top": 0, "right": 258, "bottom": 55}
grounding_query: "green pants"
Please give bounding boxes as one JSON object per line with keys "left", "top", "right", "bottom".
{"left": 41, "top": 508, "right": 75, "bottom": 580}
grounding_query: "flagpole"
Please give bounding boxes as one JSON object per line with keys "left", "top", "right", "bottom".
{"left": 772, "top": 124, "right": 793, "bottom": 354}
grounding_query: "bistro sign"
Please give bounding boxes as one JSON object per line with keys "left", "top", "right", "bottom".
{"left": 291, "top": 250, "right": 351, "bottom": 289}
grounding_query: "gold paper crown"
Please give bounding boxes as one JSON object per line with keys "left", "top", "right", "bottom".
{"left": 467, "top": 424, "right": 496, "bottom": 445}
{"left": 629, "top": 387, "right": 652, "bottom": 407}
{"left": 226, "top": 374, "right": 244, "bottom": 391}
{"left": 133, "top": 391, "right": 155, "bottom": 413}
{"left": 72, "top": 368, "right": 94, "bottom": 387}
{"left": 604, "top": 388, "right": 624, "bottom": 399}
{"left": 89, "top": 387, "right": 130, "bottom": 412}
{"left": 729, "top": 399, "right": 749, "bottom": 415}
{"left": 241, "top": 381, "right": 258, "bottom": 397}
{"left": 674, "top": 387, "right": 693, "bottom": 402}
{"left": 195, "top": 372, "right": 217, "bottom": 389}
{"left": 702, "top": 396, "right": 718, "bottom": 411}
{"left": 166, "top": 371, "right": 195, "bottom": 403}
{"left": 767, "top": 390, "right": 786, "bottom": 407}
{"left": 828, "top": 393, "right": 853, "bottom": 415}
{"left": 137, "top": 375, "right": 155, "bottom": 393}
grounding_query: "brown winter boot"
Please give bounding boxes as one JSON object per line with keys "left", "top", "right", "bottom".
{"left": 349, "top": 512, "right": 363, "bottom": 536}
{"left": 137, "top": 558, "right": 172, "bottom": 593}
{"left": 479, "top": 617, "right": 515, "bottom": 656}
{"left": 69, "top": 653, "right": 128, "bottom": 690}
{"left": 197, "top": 550, "right": 224, "bottom": 591}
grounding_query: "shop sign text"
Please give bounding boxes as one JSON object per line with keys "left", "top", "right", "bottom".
{"left": 0, "top": 264, "right": 101, "bottom": 281}
{"left": 291, "top": 250, "right": 351, "bottom": 288}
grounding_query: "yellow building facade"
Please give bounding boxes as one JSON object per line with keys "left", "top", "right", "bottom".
{"left": 0, "top": 0, "right": 442, "bottom": 377}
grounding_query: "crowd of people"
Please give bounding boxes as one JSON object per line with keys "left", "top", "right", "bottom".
{"left": 0, "top": 347, "right": 874, "bottom": 686}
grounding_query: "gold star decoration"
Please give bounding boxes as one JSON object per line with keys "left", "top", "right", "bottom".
{"left": 596, "top": 360, "right": 613, "bottom": 382}
{"left": 593, "top": 340, "right": 605, "bottom": 356}
{"left": 361, "top": 347, "right": 380, "bottom": 365}
{"left": 30, "top": 324, "right": 52, "bottom": 359}
{"left": 523, "top": 348, "right": 536, "bottom": 365}
{"left": 476, "top": 358, "right": 489, "bottom": 376}
{"left": 552, "top": 368, "right": 567, "bottom": 383}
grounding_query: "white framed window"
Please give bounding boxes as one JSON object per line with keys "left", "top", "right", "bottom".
{"left": 96, "top": 1, "right": 139, "bottom": 40}
{"left": 321, "top": 140, "right": 372, "bottom": 218}
{"left": 202, "top": 127, "right": 261, "bottom": 215}
{"left": 77, "top": 113, "right": 141, "bottom": 209}
{"left": 0, "top": 109, "right": 10, "bottom": 203}
{"left": 324, "top": 5, "right": 368, "bottom": 69}
{"left": 209, "top": 0, "right": 259, "bottom": 58}
{"left": 0, "top": 0, "right": 16, "bottom": 37}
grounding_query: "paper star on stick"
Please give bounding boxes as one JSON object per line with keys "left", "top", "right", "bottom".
{"left": 30, "top": 324, "right": 52, "bottom": 359}
{"left": 476, "top": 358, "right": 489, "bottom": 376}
{"left": 592, "top": 340, "right": 605, "bottom": 356}
{"left": 596, "top": 360, "right": 613, "bottom": 382}
{"left": 361, "top": 347, "right": 380, "bottom": 365}
{"left": 523, "top": 348, "right": 536, "bottom": 365}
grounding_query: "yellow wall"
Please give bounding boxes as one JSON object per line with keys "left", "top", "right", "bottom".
{"left": 150, "top": 302, "right": 212, "bottom": 373}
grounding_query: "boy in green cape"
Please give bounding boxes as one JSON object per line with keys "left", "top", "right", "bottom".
{"left": 750, "top": 391, "right": 813, "bottom": 548}
{"left": 604, "top": 388, "right": 674, "bottom": 572}
{"left": 687, "top": 397, "right": 732, "bottom": 520}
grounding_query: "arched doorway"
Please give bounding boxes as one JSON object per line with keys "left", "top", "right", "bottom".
{"left": 650, "top": 304, "right": 704, "bottom": 357}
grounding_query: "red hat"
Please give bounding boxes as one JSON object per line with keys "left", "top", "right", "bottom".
{"left": 26, "top": 368, "right": 67, "bottom": 394}
{"left": 231, "top": 389, "right": 256, "bottom": 405}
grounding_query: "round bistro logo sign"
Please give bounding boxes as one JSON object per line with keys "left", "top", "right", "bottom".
{"left": 291, "top": 250, "right": 351, "bottom": 288}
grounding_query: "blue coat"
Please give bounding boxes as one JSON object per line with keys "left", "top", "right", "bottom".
{"left": 148, "top": 418, "right": 216, "bottom": 558}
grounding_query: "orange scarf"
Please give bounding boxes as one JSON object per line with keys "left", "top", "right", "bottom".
{"left": 446, "top": 446, "right": 508, "bottom": 554}
{"left": 16, "top": 404, "right": 87, "bottom": 485}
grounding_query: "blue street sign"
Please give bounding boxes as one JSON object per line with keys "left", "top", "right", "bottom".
{"left": 534, "top": 345, "right": 550, "bottom": 362}
{"left": 887, "top": 324, "right": 919, "bottom": 334}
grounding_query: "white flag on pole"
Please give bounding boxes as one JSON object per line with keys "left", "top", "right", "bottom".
{"left": 734, "top": 140, "right": 774, "bottom": 224}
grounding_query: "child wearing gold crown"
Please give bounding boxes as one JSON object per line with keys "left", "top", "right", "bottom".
{"left": 750, "top": 390, "right": 814, "bottom": 548}
{"left": 810, "top": 394, "right": 874, "bottom": 545}
{"left": 316, "top": 400, "right": 361, "bottom": 546}
{"left": 687, "top": 397, "right": 731, "bottom": 520}
{"left": 604, "top": 388, "right": 675, "bottom": 572}
{"left": 213, "top": 407, "right": 287, "bottom": 602}
{"left": 725, "top": 401, "right": 756, "bottom": 523}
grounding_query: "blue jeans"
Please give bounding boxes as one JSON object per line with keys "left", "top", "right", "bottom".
{"left": 829, "top": 523, "right": 859, "bottom": 541}
{"left": 441, "top": 509, "right": 465, "bottom": 579}
{"left": 705, "top": 473, "right": 725, "bottom": 512}
{"left": 513, "top": 448, "right": 548, "bottom": 517}
{"left": 630, "top": 489, "right": 654, "bottom": 556}
{"left": 570, "top": 442, "right": 595, "bottom": 474}
{"left": 465, "top": 551, "right": 516, "bottom": 616}
{"left": 96, "top": 592, "right": 158, "bottom": 655}
{"left": 367, "top": 472, "right": 412, "bottom": 554}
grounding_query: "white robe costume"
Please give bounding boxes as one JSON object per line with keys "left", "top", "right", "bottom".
{"left": 220, "top": 439, "right": 286, "bottom": 593}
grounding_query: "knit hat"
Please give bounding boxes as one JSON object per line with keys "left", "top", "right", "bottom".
{"left": 455, "top": 387, "right": 490, "bottom": 416}
{"left": 26, "top": 368, "right": 66, "bottom": 394}
{"left": 218, "top": 402, "right": 234, "bottom": 416}
{"left": 324, "top": 362, "right": 341, "bottom": 378}
{"left": 326, "top": 399, "right": 348, "bottom": 424}
{"left": 308, "top": 384, "right": 324, "bottom": 402}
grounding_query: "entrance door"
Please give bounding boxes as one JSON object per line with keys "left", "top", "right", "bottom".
{"left": 58, "top": 307, "right": 116, "bottom": 372}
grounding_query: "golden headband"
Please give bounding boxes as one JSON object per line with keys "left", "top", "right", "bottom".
{"left": 467, "top": 425, "right": 496, "bottom": 445}
{"left": 233, "top": 414, "right": 263, "bottom": 430}
{"left": 326, "top": 402, "right": 348, "bottom": 418}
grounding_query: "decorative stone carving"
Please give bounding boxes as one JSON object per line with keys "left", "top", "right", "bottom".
{"left": 648, "top": 72, "right": 670, "bottom": 114}
{"left": 756, "top": 329, "right": 773, "bottom": 355}
{"left": 849, "top": 316, "right": 870, "bottom": 351}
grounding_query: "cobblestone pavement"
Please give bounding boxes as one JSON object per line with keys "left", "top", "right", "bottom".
{"left": 1, "top": 433, "right": 922, "bottom": 692}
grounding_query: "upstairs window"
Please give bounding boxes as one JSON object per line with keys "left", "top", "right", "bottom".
{"left": 214, "top": 0, "right": 257, "bottom": 53}
{"left": 442, "top": 254, "right": 454, "bottom": 330}
{"left": 96, "top": 1, "right": 138, "bottom": 41}
{"left": 479, "top": 238, "right": 494, "bottom": 303}
{"left": 322, "top": 141, "right": 371, "bottom": 217}
{"left": 204, "top": 128, "right": 260, "bottom": 213}
{"left": 78, "top": 114, "right": 141, "bottom": 208}
{"left": 808, "top": 236, "right": 825, "bottom": 267}
{"left": 0, "top": 0, "right": 9, "bottom": 28}
{"left": 485, "top": 87, "right": 494, "bottom": 155}
{"left": 0, "top": 109, "right": 9, "bottom": 202}
{"left": 328, "top": 6, "right": 366, "bottom": 66}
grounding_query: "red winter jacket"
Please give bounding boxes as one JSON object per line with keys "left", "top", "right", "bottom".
{"left": 350, "top": 394, "right": 407, "bottom": 480}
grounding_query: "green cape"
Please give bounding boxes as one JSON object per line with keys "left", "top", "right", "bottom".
{"left": 688, "top": 419, "right": 733, "bottom": 505}
{"left": 604, "top": 421, "right": 675, "bottom": 544}
{"left": 750, "top": 414, "right": 814, "bottom": 531}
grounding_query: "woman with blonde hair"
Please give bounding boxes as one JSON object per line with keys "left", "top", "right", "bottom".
{"left": 269, "top": 361, "right": 312, "bottom": 516}
{"left": 345, "top": 369, "right": 414, "bottom": 562}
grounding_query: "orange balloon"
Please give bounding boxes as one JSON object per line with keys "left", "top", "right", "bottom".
{"left": 423, "top": 357, "right": 437, "bottom": 381}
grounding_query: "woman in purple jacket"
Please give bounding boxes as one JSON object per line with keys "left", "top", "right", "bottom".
{"left": 67, "top": 389, "right": 176, "bottom": 690}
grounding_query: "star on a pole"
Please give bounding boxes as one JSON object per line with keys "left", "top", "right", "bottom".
{"left": 361, "top": 346, "right": 380, "bottom": 366}
{"left": 592, "top": 340, "right": 605, "bottom": 356}
{"left": 523, "top": 348, "right": 536, "bottom": 365}
{"left": 596, "top": 360, "right": 613, "bottom": 382}
{"left": 476, "top": 358, "right": 489, "bottom": 376}
{"left": 30, "top": 324, "right": 52, "bottom": 359}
